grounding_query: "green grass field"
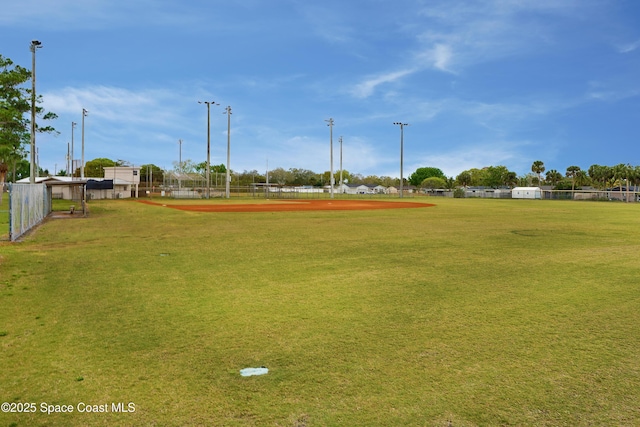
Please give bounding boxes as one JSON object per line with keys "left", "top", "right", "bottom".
{"left": 1, "top": 197, "right": 639, "bottom": 426}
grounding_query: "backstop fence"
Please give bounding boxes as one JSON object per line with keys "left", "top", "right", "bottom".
{"left": 8, "top": 183, "right": 51, "bottom": 242}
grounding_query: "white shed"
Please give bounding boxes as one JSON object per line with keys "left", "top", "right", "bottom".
{"left": 512, "top": 187, "right": 542, "bottom": 199}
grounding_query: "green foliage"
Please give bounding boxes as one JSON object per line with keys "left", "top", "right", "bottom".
{"left": 1, "top": 55, "right": 30, "bottom": 182}
{"left": 290, "top": 167, "right": 321, "bottom": 185}
{"left": 453, "top": 187, "right": 465, "bottom": 198}
{"left": 140, "top": 164, "right": 164, "bottom": 185}
{"left": 269, "top": 167, "right": 290, "bottom": 185}
{"left": 236, "top": 169, "right": 265, "bottom": 186}
{"left": 565, "top": 165, "right": 582, "bottom": 192}
{"left": 83, "top": 157, "right": 116, "bottom": 177}
{"left": 421, "top": 176, "right": 446, "bottom": 190}
{"left": 194, "top": 161, "right": 226, "bottom": 175}
{"left": 172, "top": 159, "right": 199, "bottom": 174}
{"left": 456, "top": 170, "right": 472, "bottom": 187}
{"left": 486, "top": 165, "right": 517, "bottom": 188}
{"left": 612, "top": 163, "right": 632, "bottom": 189}
{"left": 408, "top": 166, "right": 445, "bottom": 186}
{"left": 460, "top": 165, "right": 517, "bottom": 188}
{"left": 554, "top": 178, "right": 578, "bottom": 190}
{"left": 545, "top": 169, "right": 562, "bottom": 186}
{"left": 1, "top": 54, "right": 58, "bottom": 182}
{"left": 588, "top": 164, "right": 613, "bottom": 190}
{"left": 211, "top": 163, "right": 226, "bottom": 174}
{"left": 531, "top": 160, "right": 545, "bottom": 184}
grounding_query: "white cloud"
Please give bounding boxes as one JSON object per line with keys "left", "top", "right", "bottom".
{"left": 432, "top": 44, "right": 454, "bottom": 72}
{"left": 617, "top": 39, "right": 640, "bottom": 53}
{"left": 350, "top": 68, "right": 417, "bottom": 99}
{"left": 411, "top": 0, "right": 604, "bottom": 73}
{"left": 586, "top": 81, "right": 640, "bottom": 103}
{"left": 348, "top": 0, "right": 604, "bottom": 101}
{"left": 291, "top": 1, "right": 356, "bottom": 45}
{"left": 414, "top": 43, "right": 456, "bottom": 73}
{"left": 43, "top": 85, "right": 190, "bottom": 127}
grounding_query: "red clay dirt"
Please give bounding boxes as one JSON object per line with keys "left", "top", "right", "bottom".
{"left": 138, "top": 199, "right": 435, "bottom": 213}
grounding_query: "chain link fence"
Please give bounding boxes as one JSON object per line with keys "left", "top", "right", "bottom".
{"left": 8, "top": 183, "right": 51, "bottom": 241}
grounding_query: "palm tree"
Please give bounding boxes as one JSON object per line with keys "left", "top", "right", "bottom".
{"left": 632, "top": 166, "right": 640, "bottom": 202}
{"left": 531, "top": 160, "right": 545, "bottom": 186}
{"left": 566, "top": 166, "right": 581, "bottom": 198}
{"left": 633, "top": 165, "right": 640, "bottom": 183}
{"left": 545, "top": 169, "right": 562, "bottom": 187}
{"left": 575, "top": 170, "right": 589, "bottom": 189}
{"left": 612, "top": 163, "right": 631, "bottom": 202}
{"left": 504, "top": 171, "right": 518, "bottom": 188}
{"left": 588, "top": 164, "right": 603, "bottom": 189}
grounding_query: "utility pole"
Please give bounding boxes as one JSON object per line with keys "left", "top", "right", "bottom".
{"left": 339, "top": 136, "right": 343, "bottom": 194}
{"left": 81, "top": 109, "right": 88, "bottom": 179}
{"left": 29, "top": 40, "right": 42, "bottom": 184}
{"left": 198, "top": 101, "right": 219, "bottom": 199}
{"left": 393, "top": 122, "right": 409, "bottom": 198}
{"left": 325, "top": 118, "right": 334, "bottom": 199}
{"left": 71, "top": 121, "right": 76, "bottom": 178}
{"left": 178, "top": 139, "right": 182, "bottom": 191}
{"left": 225, "top": 106, "right": 232, "bottom": 199}
{"left": 266, "top": 158, "right": 269, "bottom": 199}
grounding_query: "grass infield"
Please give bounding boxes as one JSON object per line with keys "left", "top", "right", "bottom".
{"left": 1, "top": 197, "right": 639, "bottom": 426}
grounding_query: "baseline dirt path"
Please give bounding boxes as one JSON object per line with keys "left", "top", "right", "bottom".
{"left": 138, "top": 199, "right": 435, "bottom": 213}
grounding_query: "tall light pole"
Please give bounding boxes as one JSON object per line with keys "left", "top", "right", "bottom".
{"left": 198, "top": 101, "right": 219, "bottom": 199}
{"left": 178, "top": 139, "right": 182, "bottom": 191}
{"left": 81, "top": 109, "right": 88, "bottom": 179}
{"left": 224, "top": 106, "right": 232, "bottom": 199}
{"left": 325, "top": 118, "right": 334, "bottom": 199}
{"left": 29, "top": 40, "right": 42, "bottom": 184}
{"left": 339, "top": 136, "right": 343, "bottom": 194}
{"left": 393, "top": 122, "right": 408, "bottom": 198}
{"left": 66, "top": 142, "right": 70, "bottom": 177}
{"left": 71, "top": 121, "right": 76, "bottom": 178}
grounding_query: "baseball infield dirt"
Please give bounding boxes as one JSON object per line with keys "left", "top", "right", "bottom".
{"left": 138, "top": 199, "right": 435, "bottom": 212}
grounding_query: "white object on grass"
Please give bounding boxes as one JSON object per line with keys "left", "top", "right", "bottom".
{"left": 240, "top": 367, "right": 268, "bottom": 377}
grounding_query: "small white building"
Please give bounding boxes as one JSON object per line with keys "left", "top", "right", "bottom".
{"left": 16, "top": 176, "right": 136, "bottom": 200}
{"left": 512, "top": 187, "right": 542, "bottom": 199}
{"left": 103, "top": 166, "right": 141, "bottom": 198}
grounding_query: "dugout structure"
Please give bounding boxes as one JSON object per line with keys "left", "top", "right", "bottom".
{"left": 251, "top": 183, "right": 325, "bottom": 199}
{"left": 162, "top": 171, "right": 211, "bottom": 198}
{"left": 8, "top": 183, "right": 52, "bottom": 241}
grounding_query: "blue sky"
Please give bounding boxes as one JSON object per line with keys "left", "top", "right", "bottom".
{"left": 2, "top": 0, "right": 639, "bottom": 179}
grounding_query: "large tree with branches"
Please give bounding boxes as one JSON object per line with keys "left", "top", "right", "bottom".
{"left": 0, "top": 54, "right": 57, "bottom": 201}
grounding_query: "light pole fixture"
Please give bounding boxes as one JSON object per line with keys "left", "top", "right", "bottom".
{"left": 325, "top": 118, "right": 334, "bottom": 199}
{"left": 29, "top": 40, "right": 42, "bottom": 184}
{"left": 81, "top": 109, "right": 88, "bottom": 179}
{"left": 393, "top": 122, "right": 409, "bottom": 198}
{"left": 198, "top": 101, "right": 219, "bottom": 199}
{"left": 224, "top": 106, "right": 232, "bottom": 199}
